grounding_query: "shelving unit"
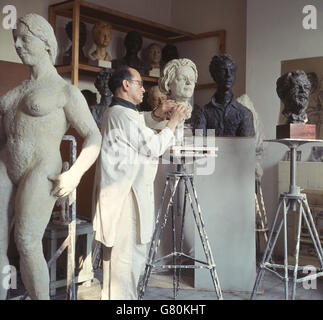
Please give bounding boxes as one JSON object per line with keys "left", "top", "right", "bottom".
{"left": 49, "top": 0, "right": 226, "bottom": 87}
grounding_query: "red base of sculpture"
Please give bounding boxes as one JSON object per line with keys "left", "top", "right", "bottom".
{"left": 276, "top": 123, "right": 316, "bottom": 139}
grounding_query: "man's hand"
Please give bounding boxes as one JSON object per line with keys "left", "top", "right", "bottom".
{"left": 166, "top": 104, "right": 190, "bottom": 131}
{"left": 153, "top": 99, "right": 177, "bottom": 120}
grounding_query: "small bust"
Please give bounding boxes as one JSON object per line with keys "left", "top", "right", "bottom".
{"left": 90, "top": 21, "right": 112, "bottom": 61}
{"left": 161, "top": 44, "right": 179, "bottom": 69}
{"left": 63, "top": 21, "right": 88, "bottom": 65}
{"left": 112, "top": 30, "right": 151, "bottom": 75}
{"left": 90, "top": 68, "right": 113, "bottom": 128}
{"left": 147, "top": 85, "right": 167, "bottom": 110}
{"left": 145, "top": 43, "right": 162, "bottom": 77}
{"left": 276, "top": 70, "right": 311, "bottom": 124}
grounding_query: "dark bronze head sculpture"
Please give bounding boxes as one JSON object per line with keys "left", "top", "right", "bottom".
{"left": 192, "top": 53, "right": 255, "bottom": 137}
{"left": 209, "top": 54, "right": 237, "bottom": 104}
{"left": 89, "top": 68, "right": 112, "bottom": 128}
{"left": 112, "top": 30, "right": 151, "bottom": 75}
{"left": 63, "top": 21, "right": 87, "bottom": 64}
{"left": 276, "top": 70, "right": 311, "bottom": 124}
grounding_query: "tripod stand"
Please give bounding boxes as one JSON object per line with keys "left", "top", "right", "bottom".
{"left": 251, "top": 139, "right": 323, "bottom": 300}
{"left": 138, "top": 147, "right": 222, "bottom": 300}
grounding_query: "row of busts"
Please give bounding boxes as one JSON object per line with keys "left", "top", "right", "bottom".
{"left": 63, "top": 20, "right": 179, "bottom": 77}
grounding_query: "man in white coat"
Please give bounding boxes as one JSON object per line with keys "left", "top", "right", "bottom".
{"left": 92, "top": 66, "right": 188, "bottom": 300}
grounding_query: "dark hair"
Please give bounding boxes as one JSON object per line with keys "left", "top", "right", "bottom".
{"left": 108, "top": 66, "right": 133, "bottom": 94}
{"left": 209, "top": 54, "right": 237, "bottom": 81}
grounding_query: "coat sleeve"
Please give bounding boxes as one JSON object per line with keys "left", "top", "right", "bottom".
{"left": 112, "top": 109, "right": 175, "bottom": 158}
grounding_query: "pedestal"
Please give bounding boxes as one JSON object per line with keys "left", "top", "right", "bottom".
{"left": 276, "top": 124, "right": 316, "bottom": 140}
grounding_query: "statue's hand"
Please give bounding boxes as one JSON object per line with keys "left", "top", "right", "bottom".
{"left": 49, "top": 169, "right": 81, "bottom": 198}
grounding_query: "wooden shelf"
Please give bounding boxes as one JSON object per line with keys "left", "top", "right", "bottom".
{"left": 49, "top": 0, "right": 225, "bottom": 89}
{"left": 56, "top": 64, "right": 159, "bottom": 84}
{"left": 49, "top": 0, "right": 196, "bottom": 43}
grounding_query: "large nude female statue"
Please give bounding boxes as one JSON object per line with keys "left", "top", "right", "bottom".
{"left": 0, "top": 13, "right": 102, "bottom": 300}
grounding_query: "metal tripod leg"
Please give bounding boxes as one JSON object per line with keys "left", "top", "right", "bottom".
{"left": 186, "top": 177, "right": 223, "bottom": 300}
{"left": 302, "top": 198, "right": 323, "bottom": 267}
{"left": 251, "top": 196, "right": 287, "bottom": 299}
{"left": 138, "top": 177, "right": 180, "bottom": 300}
{"left": 176, "top": 183, "right": 188, "bottom": 298}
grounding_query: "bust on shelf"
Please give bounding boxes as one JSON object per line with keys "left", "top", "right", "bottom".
{"left": 276, "top": 70, "right": 315, "bottom": 139}
{"left": 89, "top": 21, "right": 112, "bottom": 68}
{"left": 145, "top": 43, "right": 162, "bottom": 77}
{"left": 63, "top": 20, "right": 88, "bottom": 65}
{"left": 112, "top": 30, "right": 151, "bottom": 75}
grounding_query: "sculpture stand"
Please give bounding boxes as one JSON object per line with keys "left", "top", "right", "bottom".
{"left": 255, "top": 181, "right": 270, "bottom": 262}
{"left": 251, "top": 139, "right": 323, "bottom": 300}
{"left": 138, "top": 146, "right": 223, "bottom": 300}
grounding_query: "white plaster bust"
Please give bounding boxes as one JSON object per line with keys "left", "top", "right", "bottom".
{"left": 158, "top": 58, "right": 198, "bottom": 144}
{"left": 90, "top": 21, "right": 112, "bottom": 62}
{"left": 0, "top": 13, "right": 101, "bottom": 300}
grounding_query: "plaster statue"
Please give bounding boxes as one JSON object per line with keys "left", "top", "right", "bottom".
{"left": 90, "top": 68, "right": 113, "bottom": 128}
{"left": 237, "top": 94, "right": 265, "bottom": 183}
{"left": 112, "top": 30, "right": 151, "bottom": 75}
{"left": 89, "top": 21, "right": 112, "bottom": 62}
{"left": 192, "top": 54, "right": 255, "bottom": 137}
{"left": 63, "top": 20, "right": 88, "bottom": 65}
{"left": 0, "top": 13, "right": 101, "bottom": 300}
{"left": 161, "top": 44, "right": 179, "bottom": 69}
{"left": 159, "top": 58, "right": 198, "bottom": 144}
{"left": 145, "top": 43, "right": 162, "bottom": 77}
{"left": 276, "top": 70, "right": 311, "bottom": 124}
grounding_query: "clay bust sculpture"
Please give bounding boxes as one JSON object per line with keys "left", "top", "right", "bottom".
{"left": 192, "top": 54, "right": 255, "bottom": 137}
{"left": 159, "top": 58, "right": 198, "bottom": 143}
{"left": 90, "top": 21, "right": 112, "bottom": 62}
{"left": 90, "top": 68, "right": 113, "bottom": 128}
{"left": 112, "top": 30, "right": 151, "bottom": 75}
{"left": 145, "top": 43, "right": 162, "bottom": 77}
{"left": 63, "top": 20, "right": 88, "bottom": 65}
{"left": 0, "top": 13, "right": 101, "bottom": 300}
{"left": 276, "top": 70, "right": 311, "bottom": 124}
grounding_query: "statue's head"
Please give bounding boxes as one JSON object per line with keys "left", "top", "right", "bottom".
{"left": 66, "top": 21, "right": 87, "bottom": 46}
{"left": 276, "top": 70, "right": 311, "bottom": 119}
{"left": 92, "top": 21, "right": 112, "bottom": 47}
{"left": 15, "top": 13, "right": 58, "bottom": 65}
{"left": 124, "top": 31, "right": 143, "bottom": 55}
{"left": 159, "top": 58, "right": 198, "bottom": 101}
{"left": 209, "top": 54, "right": 237, "bottom": 91}
{"left": 145, "top": 43, "right": 162, "bottom": 67}
{"left": 161, "top": 44, "right": 179, "bottom": 64}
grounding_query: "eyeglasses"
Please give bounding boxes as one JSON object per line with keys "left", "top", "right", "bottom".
{"left": 128, "top": 79, "right": 144, "bottom": 88}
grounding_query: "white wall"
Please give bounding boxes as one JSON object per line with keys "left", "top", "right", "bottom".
{"left": 246, "top": 0, "right": 323, "bottom": 255}
{"left": 171, "top": 0, "right": 247, "bottom": 107}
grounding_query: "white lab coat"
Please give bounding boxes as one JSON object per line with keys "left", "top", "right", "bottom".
{"left": 92, "top": 105, "right": 174, "bottom": 247}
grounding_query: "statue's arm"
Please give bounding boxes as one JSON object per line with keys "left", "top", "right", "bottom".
{"left": 50, "top": 85, "right": 102, "bottom": 198}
